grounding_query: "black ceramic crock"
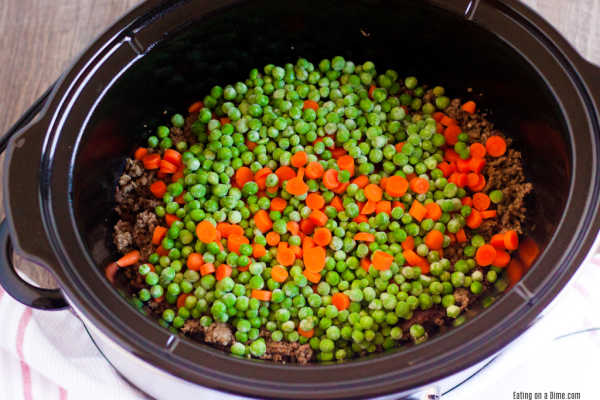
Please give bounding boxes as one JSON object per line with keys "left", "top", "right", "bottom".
{"left": 1, "top": 0, "right": 600, "bottom": 398}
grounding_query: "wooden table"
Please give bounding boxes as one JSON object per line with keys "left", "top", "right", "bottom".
{"left": 0, "top": 0, "right": 598, "bottom": 288}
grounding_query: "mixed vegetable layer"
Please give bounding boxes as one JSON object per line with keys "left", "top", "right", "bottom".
{"left": 108, "top": 57, "right": 539, "bottom": 363}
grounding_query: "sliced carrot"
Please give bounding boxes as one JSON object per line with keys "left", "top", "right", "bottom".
{"left": 438, "top": 161, "right": 453, "bottom": 177}
{"left": 467, "top": 173, "right": 480, "bottom": 188}
{"left": 286, "top": 221, "right": 300, "bottom": 235}
{"left": 372, "top": 250, "right": 394, "bottom": 271}
{"left": 330, "top": 196, "right": 344, "bottom": 212}
{"left": 403, "top": 250, "right": 428, "bottom": 273}
{"left": 360, "top": 200, "right": 377, "bottom": 215}
{"left": 142, "top": 153, "right": 161, "bottom": 170}
{"left": 408, "top": 199, "right": 427, "bottom": 222}
{"left": 424, "top": 230, "right": 444, "bottom": 250}
{"left": 409, "top": 177, "right": 430, "bottom": 194}
{"left": 303, "top": 246, "right": 326, "bottom": 272}
{"left": 159, "top": 159, "right": 178, "bottom": 174}
{"left": 252, "top": 243, "right": 267, "bottom": 258}
{"left": 253, "top": 210, "right": 273, "bottom": 233}
{"left": 466, "top": 209, "right": 483, "bottom": 229}
{"left": 361, "top": 257, "right": 371, "bottom": 272}
{"left": 472, "top": 192, "right": 491, "bottom": 211}
{"left": 188, "top": 101, "right": 203, "bottom": 113}
{"left": 220, "top": 117, "right": 231, "bottom": 126}
{"left": 456, "top": 158, "right": 470, "bottom": 173}
{"left": 456, "top": 228, "right": 467, "bottom": 243}
{"left": 163, "top": 149, "right": 182, "bottom": 166}
{"left": 150, "top": 181, "right": 167, "bottom": 198}
{"left": 385, "top": 175, "right": 409, "bottom": 197}
{"left": 309, "top": 210, "right": 328, "bottom": 227}
{"left": 331, "top": 292, "right": 350, "bottom": 311}
{"left": 507, "top": 258, "right": 524, "bottom": 286}
{"left": 227, "top": 234, "right": 249, "bottom": 254}
{"left": 285, "top": 176, "right": 309, "bottom": 196}
{"left": 216, "top": 264, "right": 232, "bottom": 280}
{"left": 251, "top": 289, "right": 272, "bottom": 301}
{"left": 461, "top": 101, "right": 476, "bottom": 114}
{"left": 275, "top": 166, "right": 296, "bottom": 182}
{"left": 402, "top": 236, "right": 415, "bottom": 251}
{"left": 480, "top": 210, "right": 497, "bottom": 219}
{"left": 432, "top": 112, "right": 445, "bottom": 122}
{"left": 352, "top": 175, "right": 369, "bottom": 188}
{"left": 306, "top": 193, "right": 325, "bottom": 210}
{"left": 444, "top": 125, "right": 461, "bottom": 145}
{"left": 303, "top": 100, "right": 319, "bottom": 111}
{"left": 504, "top": 230, "right": 519, "bottom": 251}
{"left": 440, "top": 116, "right": 458, "bottom": 127}
{"left": 152, "top": 226, "right": 168, "bottom": 245}
{"left": 490, "top": 233, "right": 505, "bottom": 249}
{"left": 277, "top": 246, "right": 295, "bottom": 266}
{"left": 196, "top": 220, "right": 217, "bottom": 243}
{"left": 368, "top": 84, "right": 376, "bottom": 99}
{"left": 305, "top": 161, "right": 324, "bottom": 179}
{"left": 174, "top": 193, "right": 185, "bottom": 205}
{"left": 171, "top": 167, "right": 184, "bottom": 183}
{"left": 364, "top": 184, "right": 383, "bottom": 201}
{"left": 134, "top": 147, "right": 148, "bottom": 160}
{"left": 300, "top": 219, "right": 316, "bottom": 235}
{"left": 376, "top": 200, "right": 392, "bottom": 215}
{"left": 471, "top": 174, "right": 486, "bottom": 192}
{"left": 266, "top": 231, "right": 281, "bottom": 246}
{"left": 270, "top": 197, "right": 287, "bottom": 212}
{"left": 425, "top": 202, "right": 442, "bottom": 221}
{"left": 475, "top": 244, "right": 497, "bottom": 266}
{"left": 165, "top": 214, "right": 179, "bottom": 227}
{"left": 199, "top": 262, "right": 216, "bottom": 276}
{"left": 323, "top": 169, "right": 341, "bottom": 190}
{"left": 291, "top": 151, "right": 308, "bottom": 168}
{"left": 462, "top": 196, "right": 473, "bottom": 206}
{"left": 255, "top": 167, "right": 273, "bottom": 181}
{"left": 303, "top": 268, "right": 322, "bottom": 284}
{"left": 156, "top": 245, "right": 169, "bottom": 257}
{"left": 177, "top": 293, "right": 190, "bottom": 309}
{"left": 492, "top": 250, "right": 511, "bottom": 268}
{"left": 116, "top": 250, "right": 140, "bottom": 267}
{"left": 298, "top": 327, "right": 314, "bottom": 338}
{"left": 469, "top": 157, "right": 486, "bottom": 173}
{"left": 395, "top": 142, "right": 405, "bottom": 152}
{"left": 105, "top": 262, "right": 119, "bottom": 284}
{"left": 337, "top": 155, "right": 355, "bottom": 176}
{"left": 186, "top": 253, "right": 204, "bottom": 271}
{"left": 486, "top": 135, "right": 507, "bottom": 157}
{"left": 354, "top": 232, "right": 375, "bottom": 242}
{"left": 470, "top": 142, "right": 486, "bottom": 158}
{"left": 311, "top": 227, "right": 331, "bottom": 246}
{"left": 444, "top": 148, "right": 460, "bottom": 163}
{"left": 235, "top": 166, "right": 254, "bottom": 187}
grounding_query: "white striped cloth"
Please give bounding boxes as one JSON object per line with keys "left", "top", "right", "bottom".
{"left": 2, "top": 254, "right": 600, "bottom": 400}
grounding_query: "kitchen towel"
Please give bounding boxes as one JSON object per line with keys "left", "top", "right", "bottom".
{"left": 1, "top": 253, "right": 600, "bottom": 400}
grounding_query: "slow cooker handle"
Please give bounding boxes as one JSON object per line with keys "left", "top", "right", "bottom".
{"left": 0, "top": 84, "right": 68, "bottom": 310}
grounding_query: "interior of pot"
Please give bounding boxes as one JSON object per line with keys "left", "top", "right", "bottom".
{"left": 72, "top": 0, "right": 569, "bottom": 359}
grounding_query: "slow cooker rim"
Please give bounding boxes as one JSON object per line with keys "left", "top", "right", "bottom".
{"left": 7, "top": 0, "right": 600, "bottom": 398}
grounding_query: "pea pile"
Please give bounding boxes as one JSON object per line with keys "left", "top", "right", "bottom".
{"left": 110, "top": 56, "right": 527, "bottom": 363}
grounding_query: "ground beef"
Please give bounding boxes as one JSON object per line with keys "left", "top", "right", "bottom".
{"left": 113, "top": 219, "right": 133, "bottom": 253}
{"left": 453, "top": 288, "right": 471, "bottom": 311}
{"left": 133, "top": 210, "right": 158, "bottom": 260}
{"left": 181, "top": 320, "right": 205, "bottom": 338}
{"left": 204, "top": 323, "right": 234, "bottom": 347}
{"left": 401, "top": 309, "right": 446, "bottom": 339}
{"left": 261, "top": 341, "right": 314, "bottom": 364}
{"left": 114, "top": 158, "right": 160, "bottom": 222}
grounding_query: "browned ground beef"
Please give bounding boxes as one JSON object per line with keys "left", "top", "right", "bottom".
{"left": 110, "top": 98, "right": 532, "bottom": 363}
